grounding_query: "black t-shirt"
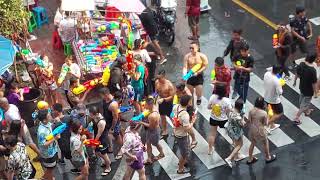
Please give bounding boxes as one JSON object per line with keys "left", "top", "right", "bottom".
{"left": 232, "top": 54, "right": 254, "bottom": 82}
{"left": 297, "top": 62, "right": 317, "bottom": 96}
{"left": 290, "top": 17, "right": 309, "bottom": 38}
{"left": 139, "top": 8, "right": 158, "bottom": 36}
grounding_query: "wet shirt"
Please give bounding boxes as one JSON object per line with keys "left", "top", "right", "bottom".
{"left": 37, "top": 122, "right": 58, "bottom": 159}
{"left": 290, "top": 17, "right": 309, "bottom": 38}
{"left": 232, "top": 54, "right": 254, "bottom": 82}
{"left": 7, "top": 142, "right": 32, "bottom": 180}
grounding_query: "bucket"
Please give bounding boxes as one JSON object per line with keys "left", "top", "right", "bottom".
{"left": 18, "top": 88, "right": 43, "bottom": 128}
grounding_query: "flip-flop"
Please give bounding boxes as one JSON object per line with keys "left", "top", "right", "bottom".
{"left": 101, "top": 168, "right": 111, "bottom": 176}
{"left": 190, "top": 141, "right": 198, "bottom": 149}
{"left": 153, "top": 154, "right": 165, "bottom": 161}
{"left": 294, "top": 120, "right": 302, "bottom": 125}
{"left": 115, "top": 153, "right": 123, "bottom": 160}
{"left": 160, "top": 134, "right": 168, "bottom": 139}
{"left": 177, "top": 168, "right": 190, "bottom": 174}
{"left": 266, "top": 154, "right": 277, "bottom": 163}
{"left": 304, "top": 109, "right": 314, "bottom": 116}
{"left": 246, "top": 157, "right": 258, "bottom": 165}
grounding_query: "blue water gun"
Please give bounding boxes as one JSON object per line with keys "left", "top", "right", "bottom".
{"left": 46, "top": 123, "right": 67, "bottom": 141}
{"left": 34, "top": 57, "right": 45, "bottom": 68}
{"left": 131, "top": 110, "right": 151, "bottom": 122}
{"left": 119, "top": 105, "right": 133, "bottom": 113}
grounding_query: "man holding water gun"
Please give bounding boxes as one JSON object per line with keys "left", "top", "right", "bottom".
{"left": 183, "top": 42, "right": 208, "bottom": 106}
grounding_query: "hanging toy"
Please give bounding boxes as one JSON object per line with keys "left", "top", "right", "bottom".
{"left": 101, "top": 66, "right": 111, "bottom": 86}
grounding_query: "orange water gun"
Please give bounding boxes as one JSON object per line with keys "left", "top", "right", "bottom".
{"left": 83, "top": 139, "right": 103, "bottom": 147}
{"left": 272, "top": 33, "right": 279, "bottom": 48}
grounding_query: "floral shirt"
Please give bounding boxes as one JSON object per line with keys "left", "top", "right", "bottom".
{"left": 70, "top": 132, "right": 86, "bottom": 162}
{"left": 7, "top": 142, "right": 32, "bottom": 180}
{"left": 37, "top": 122, "right": 58, "bottom": 159}
{"left": 121, "top": 127, "right": 143, "bottom": 154}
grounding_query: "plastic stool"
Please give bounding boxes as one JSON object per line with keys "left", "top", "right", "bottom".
{"left": 32, "top": 6, "right": 49, "bottom": 28}
{"left": 28, "top": 12, "right": 37, "bottom": 33}
{"left": 64, "top": 43, "right": 72, "bottom": 56}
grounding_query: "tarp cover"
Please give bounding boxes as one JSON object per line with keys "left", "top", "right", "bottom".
{"left": 0, "top": 35, "right": 15, "bottom": 76}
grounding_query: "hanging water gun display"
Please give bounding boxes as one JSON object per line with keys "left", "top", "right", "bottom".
{"left": 210, "top": 69, "right": 216, "bottom": 81}
{"left": 72, "top": 78, "right": 101, "bottom": 95}
{"left": 267, "top": 104, "right": 274, "bottom": 118}
{"left": 101, "top": 66, "right": 111, "bottom": 86}
{"left": 131, "top": 110, "right": 151, "bottom": 122}
{"left": 57, "top": 65, "right": 70, "bottom": 84}
{"left": 83, "top": 139, "right": 103, "bottom": 147}
{"left": 119, "top": 17, "right": 134, "bottom": 49}
{"left": 183, "top": 64, "right": 202, "bottom": 81}
{"left": 94, "top": 22, "right": 120, "bottom": 33}
{"left": 126, "top": 50, "right": 134, "bottom": 71}
{"left": 34, "top": 57, "right": 46, "bottom": 68}
{"left": 276, "top": 74, "right": 286, "bottom": 86}
{"left": 272, "top": 33, "right": 279, "bottom": 48}
{"left": 46, "top": 123, "right": 67, "bottom": 141}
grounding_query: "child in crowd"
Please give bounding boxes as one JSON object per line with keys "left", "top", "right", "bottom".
{"left": 70, "top": 121, "right": 89, "bottom": 180}
{"left": 5, "top": 135, "right": 36, "bottom": 180}
{"left": 6, "top": 83, "right": 24, "bottom": 106}
{"left": 37, "top": 109, "right": 59, "bottom": 180}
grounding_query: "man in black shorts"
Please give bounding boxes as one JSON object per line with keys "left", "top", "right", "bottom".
{"left": 263, "top": 65, "right": 284, "bottom": 132}
{"left": 100, "top": 88, "right": 123, "bottom": 159}
{"left": 138, "top": 7, "right": 167, "bottom": 64}
{"left": 183, "top": 43, "right": 208, "bottom": 105}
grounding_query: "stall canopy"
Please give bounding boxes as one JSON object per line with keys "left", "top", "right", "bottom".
{"left": 61, "top": 0, "right": 95, "bottom": 11}
{"left": 0, "top": 35, "right": 15, "bottom": 76}
{"left": 107, "top": 0, "right": 146, "bottom": 13}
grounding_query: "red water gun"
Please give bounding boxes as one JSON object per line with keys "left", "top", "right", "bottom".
{"left": 83, "top": 139, "right": 103, "bottom": 147}
{"left": 72, "top": 78, "right": 101, "bottom": 95}
{"left": 126, "top": 51, "right": 134, "bottom": 71}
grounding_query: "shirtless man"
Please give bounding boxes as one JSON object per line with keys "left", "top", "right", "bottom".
{"left": 139, "top": 97, "right": 164, "bottom": 164}
{"left": 183, "top": 42, "right": 208, "bottom": 105}
{"left": 155, "top": 70, "right": 175, "bottom": 137}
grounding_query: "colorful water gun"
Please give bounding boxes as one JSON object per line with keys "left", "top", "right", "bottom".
{"left": 119, "top": 105, "right": 133, "bottom": 113}
{"left": 173, "top": 95, "right": 179, "bottom": 105}
{"left": 126, "top": 51, "right": 134, "bottom": 71}
{"left": 72, "top": 78, "right": 100, "bottom": 95}
{"left": 272, "top": 33, "right": 279, "bottom": 48}
{"left": 79, "top": 43, "right": 99, "bottom": 52}
{"left": 131, "top": 110, "right": 150, "bottom": 122}
{"left": 108, "top": 21, "right": 120, "bottom": 31}
{"left": 81, "top": 128, "right": 93, "bottom": 139}
{"left": 57, "top": 65, "right": 70, "bottom": 84}
{"left": 235, "top": 60, "right": 243, "bottom": 66}
{"left": 267, "top": 104, "right": 274, "bottom": 118}
{"left": 34, "top": 57, "right": 45, "bottom": 68}
{"left": 46, "top": 123, "right": 67, "bottom": 141}
{"left": 276, "top": 74, "right": 286, "bottom": 86}
{"left": 210, "top": 69, "right": 216, "bottom": 81}
{"left": 183, "top": 64, "right": 202, "bottom": 81}
{"left": 0, "top": 108, "right": 4, "bottom": 122}
{"left": 127, "top": 32, "right": 134, "bottom": 50}
{"left": 101, "top": 66, "right": 111, "bottom": 86}
{"left": 83, "top": 139, "right": 103, "bottom": 147}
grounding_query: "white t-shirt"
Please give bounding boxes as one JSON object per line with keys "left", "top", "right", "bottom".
{"left": 61, "top": 63, "right": 81, "bottom": 90}
{"left": 5, "top": 104, "right": 21, "bottom": 122}
{"left": 134, "top": 49, "right": 152, "bottom": 64}
{"left": 172, "top": 105, "right": 190, "bottom": 137}
{"left": 129, "top": 13, "right": 142, "bottom": 40}
{"left": 263, "top": 71, "right": 283, "bottom": 104}
{"left": 207, "top": 95, "right": 232, "bottom": 121}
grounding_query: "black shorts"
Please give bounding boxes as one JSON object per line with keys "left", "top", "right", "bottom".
{"left": 187, "top": 73, "right": 204, "bottom": 86}
{"left": 149, "top": 33, "right": 159, "bottom": 41}
{"left": 266, "top": 102, "right": 284, "bottom": 114}
{"left": 209, "top": 118, "right": 228, "bottom": 128}
{"left": 41, "top": 153, "right": 58, "bottom": 168}
{"left": 291, "top": 38, "right": 308, "bottom": 54}
{"left": 107, "top": 121, "right": 121, "bottom": 136}
{"left": 95, "top": 138, "right": 109, "bottom": 155}
{"left": 159, "top": 100, "right": 173, "bottom": 116}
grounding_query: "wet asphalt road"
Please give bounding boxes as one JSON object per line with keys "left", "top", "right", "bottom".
{"left": 29, "top": 0, "right": 320, "bottom": 179}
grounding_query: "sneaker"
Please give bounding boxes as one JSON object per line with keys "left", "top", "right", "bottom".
{"left": 70, "top": 168, "right": 81, "bottom": 174}
{"left": 235, "top": 154, "right": 246, "bottom": 162}
{"left": 270, "top": 124, "right": 280, "bottom": 131}
{"left": 58, "top": 159, "right": 65, "bottom": 165}
{"left": 225, "top": 158, "right": 232, "bottom": 168}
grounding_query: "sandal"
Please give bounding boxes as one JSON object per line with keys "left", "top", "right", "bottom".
{"left": 177, "top": 168, "right": 190, "bottom": 174}
{"left": 266, "top": 154, "right": 277, "bottom": 163}
{"left": 246, "top": 157, "right": 258, "bottom": 165}
{"left": 190, "top": 141, "right": 198, "bottom": 149}
{"left": 115, "top": 153, "right": 123, "bottom": 160}
{"left": 294, "top": 120, "right": 302, "bottom": 125}
{"left": 153, "top": 154, "right": 165, "bottom": 161}
{"left": 101, "top": 168, "right": 111, "bottom": 176}
{"left": 304, "top": 109, "right": 314, "bottom": 116}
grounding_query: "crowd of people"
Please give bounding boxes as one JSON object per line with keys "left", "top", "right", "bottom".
{"left": 1, "top": 1, "right": 320, "bottom": 180}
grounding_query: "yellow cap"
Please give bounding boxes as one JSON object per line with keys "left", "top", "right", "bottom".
{"left": 37, "top": 101, "right": 49, "bottom": 110}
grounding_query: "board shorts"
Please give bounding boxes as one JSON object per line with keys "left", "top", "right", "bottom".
{"left": 146, "top": 128, "right": 160, "bottom": 146}
{"left": 129, "top": 149, "right": 144, "bottom": 170}
{"left": 187, "top": 73, "right": 204, "bottom": 86}
{"left": 159, "top": 100, "right": 173, "bottom": 117}
{"left": 210, "top": 118, "right": 228, "bottom": 128}
{"left": 95, "top": 138, "right": 109, "bottom": 155}
{"left": 41, "top": 153, "right": 58, "bottom": 168}
{"left": 175, "top": 135, "right": 190, "bottom": 159}
{"left": 299, "top": 94, "right": 312, "bottom": 111}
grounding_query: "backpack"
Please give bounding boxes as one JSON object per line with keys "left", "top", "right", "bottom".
{"left": 172, "top": 105, "right": 186, "bottom": 128}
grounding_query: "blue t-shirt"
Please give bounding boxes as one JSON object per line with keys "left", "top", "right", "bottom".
{"left": 37, "top": 122, "right": 58, "bottom": 159}
{"left": 131, "top": 64, "right": 145, "bottom": 91}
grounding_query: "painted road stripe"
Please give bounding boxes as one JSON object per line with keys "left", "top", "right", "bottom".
{"left": 232, "top": 0, "right": 277, "bottom": 29}
{"left": 198, "top": 97, "right": 261, "bottom": 157}
{"left": 167, "top": 117, "right": 226, "bottom": 169}
{"left": 310, "top": 17, "right": 320, "bottom": 26}
{"left": 244, "top": 98, "right": 295, "bottom": 147}
{"left": 250, "top": 74, "right": 320, "bottom": 137}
